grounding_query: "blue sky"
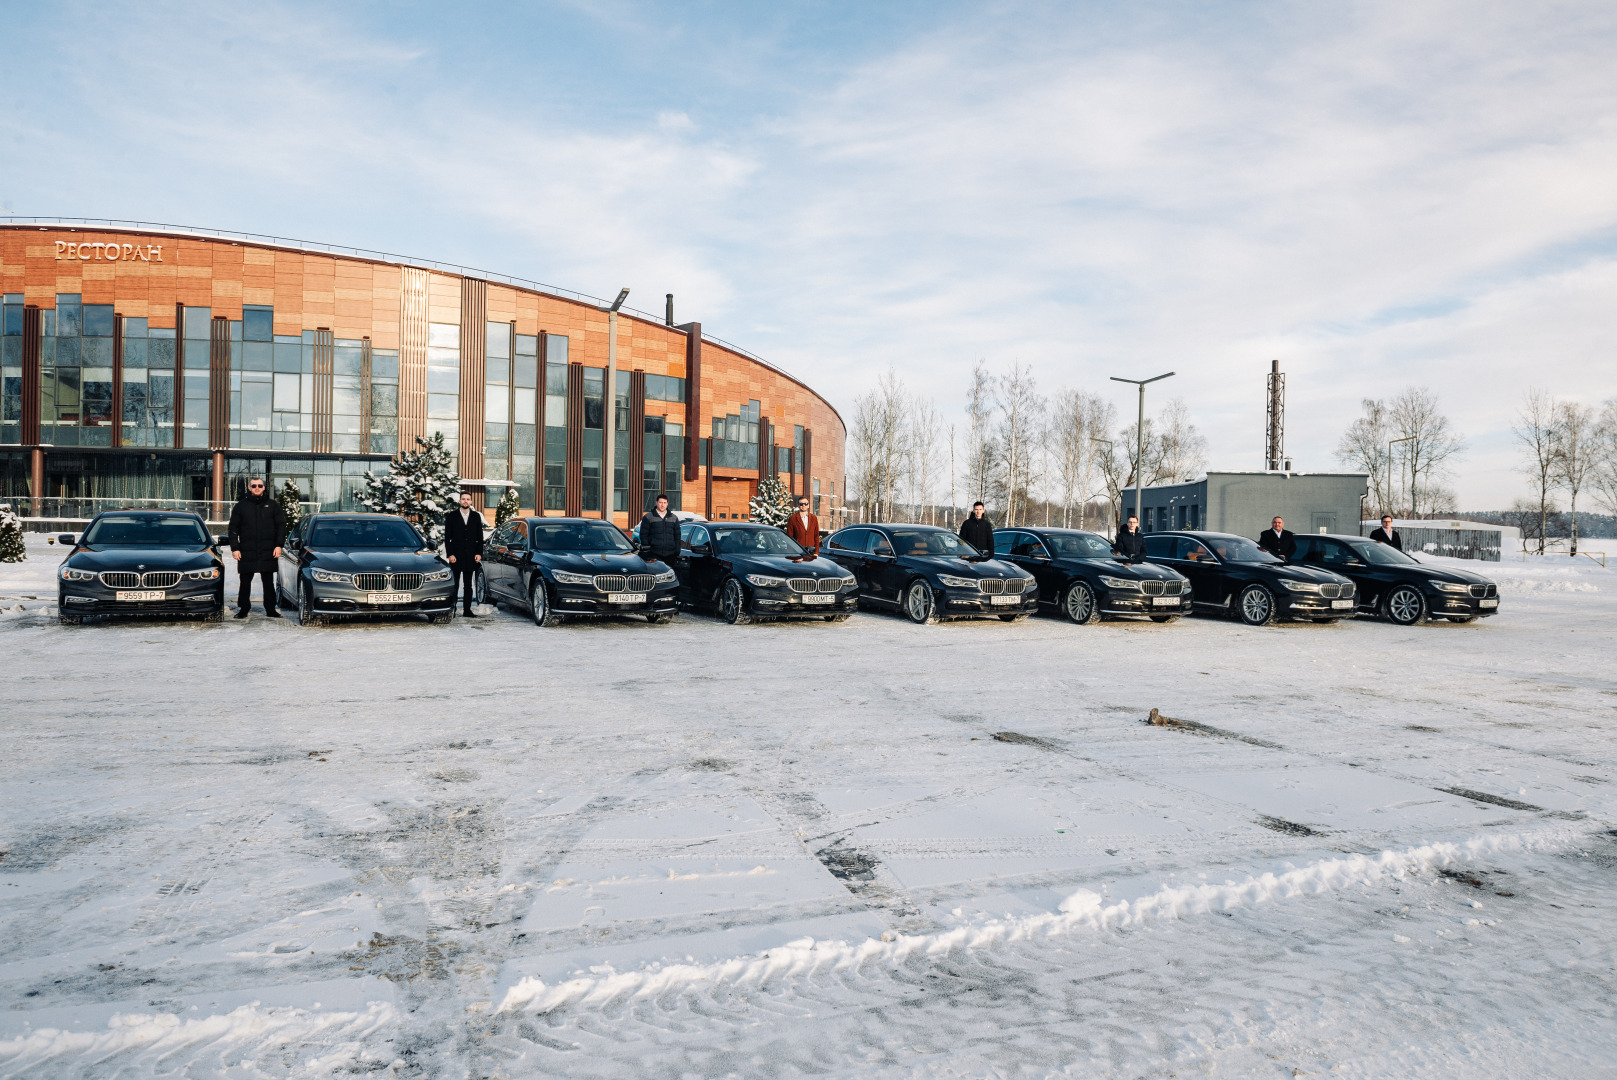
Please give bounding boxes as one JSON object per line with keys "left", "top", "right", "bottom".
{"left": 5, "top": 0, "right": 1616, "bottom": 508}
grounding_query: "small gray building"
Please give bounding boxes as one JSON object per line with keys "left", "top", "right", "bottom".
{"left": 1123, "top": 471, "right": 1369, "bottom": 539}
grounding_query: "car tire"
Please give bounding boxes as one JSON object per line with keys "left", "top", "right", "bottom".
{"left": 721, "top": 577, "right": 753, "bottom": 625}
{"left": 1237, "top": 584, "right": 1275, "bottom": 626}
{"left": 203, "top": 608, "right": 223, "bottom": 623}
{"left": 530, "top": 578, "right": 563, "bottom": 627}
{"left": 1149, "top": 614, "right": 1178, "bottom": 623}
{"left": 998, "top": 613, "right": 1029, "bottom": 622}
{"left": 474, "top": 569, "right": 487, "bottom": 607}
{"left": 904, "top": 579, "right": 941, "bottom": 625}
{"left": 1384, "top": 585, "right": 1426, "bottom": 626}
{"left": 1447, "top": 614, "right": 1476, "bottom": 624}
{"left": 299, "top": 581, "right": 326, "bottom": 627}
{"left": 1062, "top": 581, "right": 1099, "bottom": 624}
{"left": 827, "top": 613, "right": 852, "bottom": 623}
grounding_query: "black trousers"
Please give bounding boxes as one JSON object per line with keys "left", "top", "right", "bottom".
{"left": 237, "top": 568, "right": 278, "bottom": 613}
{"left": 453, "top": 563, "right": 479, "bottom": 612}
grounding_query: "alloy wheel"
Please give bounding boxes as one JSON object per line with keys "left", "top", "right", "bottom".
{"left": 721, "top": 578, "right": 752, "bottom": 624}
{"left": 530, "top": 579, "right": 553, "bottom": 626}
{"left": 1063, "top": 582, "right": 1097, "bottom": 624}
{"left": 474, "top": 570, "right": 487, "bottom": 606}
{"left": 905, "top": 580, "right": 938, "bottom": 624}
{"left": 299, "top": 581, "right": 324, "bottom": 627}
{"left": 1386, "top": 585, "right": 1425, "bottom": 625}
{"left": 1238, "top": 585, "right": 1274, "bottom": 626}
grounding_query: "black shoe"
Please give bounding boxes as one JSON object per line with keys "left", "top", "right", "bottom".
{"left": 462, "top": 610, "right": 477, "bottom": 618}
{"left": 263, "top": 610, "right": 282, "bottom": 619}
{"left": 234, "top": 609, "right": 249, "bottom": 619}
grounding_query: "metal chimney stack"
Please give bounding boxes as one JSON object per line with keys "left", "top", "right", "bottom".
{"left": 665, "top": 294, "right": 674, "bottom": 327}
{"left": 1265, "top": 359, "right": 1285, "bottom": 471}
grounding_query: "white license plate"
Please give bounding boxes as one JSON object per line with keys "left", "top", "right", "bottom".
{"left": 990, "top": 594, "right": 1020, "bottom": 605}
{"left": 367, "top": 592, "right": 412, "bottom": 604}
{"left": 1480, "top": 598, "right": 1498, "bottom": 608}
{"left": 608, "top": 593, "right": 647, "bottom": 604}
{"left": 1331, "top": 599, "right": 1353, "bottom": 609}
{"left": 1152, "top": 596, "right": 1180, "bottom": 606}
{"left": 116, "top": 590, "right": 165, "bottom": 601}
{"left": 801, "top": 593, "right": 834, "bottom": 604}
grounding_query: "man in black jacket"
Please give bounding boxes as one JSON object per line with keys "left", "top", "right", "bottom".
{"left": 228, "top": 477, "right": 285, "bottom": 619}
{"left": 1258, "top": 516, "right": 1297, "bottom": 560}
{"left": 443, "top": 491, "right": 486, "bottom": 617}
{"left": 1113, "top": 514, "right": 1146, "bottom": 561}
{"left": 959, "top": 502, "right": 994, "bottom": 554}
{"left": 1369, "top": 515, "right": 1403, "bottom": 550}
{"left": 638, "top": 494, "right": 681, "bottom": 564}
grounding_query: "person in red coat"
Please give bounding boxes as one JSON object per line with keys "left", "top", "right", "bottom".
{"left": 783, "top": 495, "right": 820, "bottom": 556}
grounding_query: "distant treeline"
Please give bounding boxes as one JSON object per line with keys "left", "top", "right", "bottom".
{"left": 1457, "top": 509, "right": 1617, "bottom": 539}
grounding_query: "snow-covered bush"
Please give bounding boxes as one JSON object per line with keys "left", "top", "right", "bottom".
{"left": 359, "top": 432, "right": 461, "bottom": 548}
{"left": 494, "top": 486, "right": 520, "bottom": 528}
{"left": 749, "top": 475, "right": 793, "bottom": 527}
{"left": 0, "top": 503, "right": 24, "bottom": 563}
{"left": 275, "top": 479, "right": 304, "bottom": 542}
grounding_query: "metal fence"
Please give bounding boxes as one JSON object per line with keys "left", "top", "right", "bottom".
{"left": 4, "top": 496, "right": 320, "bottom": 525}
{"left": 1401, "top": 527, "right": 1504, "bottom": 562}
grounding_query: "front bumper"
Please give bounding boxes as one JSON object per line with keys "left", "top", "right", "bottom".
{"left": 59, "top": 582, "right": 223, "bottom": 615}
{"left": 552, "top": 582, "right": 681, "bottom": 615}
{"left": 749, "top": 587, "right": 859, "bottom": 616}
{"left": 1099, "top": 588, "right": 1190, "bottom": 615}
{"left": 307, "top": 580, "right": 457, "bottom": 614}
{"left": 1281, "top": 595, "right": 1358, "bottom": 620}
{"left": 942, "top": 589, "right": 1039, "bottom": 616}
{"left": 1429, "top": 592, "right": 1500, "bottom": 618}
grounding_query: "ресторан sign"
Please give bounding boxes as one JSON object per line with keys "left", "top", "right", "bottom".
{"left": 54, "top": 240, "right": 163, "bottom": 262}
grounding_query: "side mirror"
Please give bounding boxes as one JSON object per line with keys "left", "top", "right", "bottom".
{"left": 213, "top": 535, "right": 229, "bottom": 548}
{"left": 56, "top": 533, "right": 76, "bottom": 546}
{"left": 691, "top": 542, "right": 711, "bottom": 556}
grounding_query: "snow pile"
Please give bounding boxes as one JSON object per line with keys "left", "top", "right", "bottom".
{"left": 498, "top": 827, "right": 1578, "bottom": 1016}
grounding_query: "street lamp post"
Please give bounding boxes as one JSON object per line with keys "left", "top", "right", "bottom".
{"left": 602, "top": 288, "right": 629, "bottom": 523}
{"left": 1387, "top": 434, "right": 1415, "bottom": 519}
{"left": 1110, "top": 371, "right": 1174, "bottom": 533}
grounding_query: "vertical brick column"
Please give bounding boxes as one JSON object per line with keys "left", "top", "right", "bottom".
{"left": 565, "top": 361, "right": 583, "bottom": 517}
{"left": 312, "top": 328, "right": 333, "bottom": 453}
{"left": 20, "top": 305, "right": 40, "bottom": 446}
{"left": 111, "top": 314, "right": 124, "bottom": 448}
{"left": 173, "top": 303, "right": 185, "bottom": 448}
{"left": 681, "top": 321, "right": 701, "bottom": 482}
{"left": 398, "top": 267, "right": 429, "bottom": 455}
{"left": 458, "top": 279, "right": 487, "bottom": 506}
{"left": 628, "top": 369, "right": 646, "bottom": 517}
{"left": 209, "top": 316, "right": 231, "bottom": 450}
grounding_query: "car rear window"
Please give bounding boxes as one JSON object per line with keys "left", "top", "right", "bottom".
{"left": 83, "top": 515, "right": 209, "bottom": 547}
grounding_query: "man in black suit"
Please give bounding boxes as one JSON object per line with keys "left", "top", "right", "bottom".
{"left": 1369, "top": 515, "right": 1403, "bottom": 551}
{"left": 1258, "top": 516, "right": 1297, "bottom": 560}
{"left": 443, "top": 491, "right": 486, "bottom": 617}
{"left": 959, "top": 502, "right": 994, "bottom": 554}
{"left": 1113, "top": 513, "right": 1146, "bottom": 561}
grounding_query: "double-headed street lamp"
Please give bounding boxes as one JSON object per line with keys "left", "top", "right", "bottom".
{"left": 1110, "top": 371, "right": 1174, "bottom": 532}
{"left": 601, "top": 288, "right": 629, "bottom": 521}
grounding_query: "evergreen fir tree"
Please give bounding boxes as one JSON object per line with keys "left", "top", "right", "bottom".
{"left": 0, "top": 503, "right": 25, "bottom": 563}
{"left": 275, "top": 479, "right": 304, "bottom": 543}
{"left": 494, "top": 485, "right": 520, "bottom": 528}
{"left": 359, "top": 432, "right": 462, "bottom": 548}
{"left": 748, "top": 475, "right": 793, "bottom": 527}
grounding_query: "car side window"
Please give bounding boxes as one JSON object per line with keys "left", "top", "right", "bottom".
{"left": 1181, "top": 539, "right": 1214, "bottom": 561}
{"left": 1014, "top": 534, "right": 1047, "bottom": 558}
{"left": 490, "top": 523, "right": 512, "bottom": 547}
{"left": 1143, "top": 535, "right": 1175, "bottom": 558}
{"left": 1318, "top": 539, "right": 1354, "bottom": 565}
{"left": 688, "top": 525, "right": 711, "bottom": 552}
{"left": 679, "top": 523, "right": 693, "bottom": 548}
{"left": 869, "top": 532, "right": 894, "bottom": 556}
{"left": 830, "top": 529, "right": 866, "bottom": 552}
{"left": 1293, "top": 537, "right": 1320, "bottom": 563}
{"left": 993, "top": 531, "right": 1017, "bottom": 555}
{"left": 510, "top": 520, "right": 528, "bottom": 549}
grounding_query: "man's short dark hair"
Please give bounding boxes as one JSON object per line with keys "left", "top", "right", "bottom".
{"left": 655, "top": 493, "right": 669, "bottom": 503}
{"left": 973, "top": 501, "right": 985, "bottom": 509}
{"left": 1126, "top": 513, "right": 1138, "bottom": 521}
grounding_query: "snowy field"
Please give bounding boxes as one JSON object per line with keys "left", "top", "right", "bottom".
{"left": 2, "top": 533, "right": 1615, "bottom": 1079}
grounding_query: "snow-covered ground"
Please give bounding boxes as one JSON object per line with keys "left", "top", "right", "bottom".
{"left": 2, "top": 534, "right": 1614, "bottom": 1079}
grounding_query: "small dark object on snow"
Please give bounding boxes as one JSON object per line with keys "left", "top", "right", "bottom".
{"left": 992, "top": 731, "right": 1059, "bottom": 750}
{"left": 1439, "top": 868, "right": 1487, "bottom": 889}
{"left": 1255, "top": 815, "right": 1323, "bottom": 837}
{"left": 1438, "top": 787, "right": 1542, "bottom": 812}
{"left": 1148, "top": 708, "right": 1181, "bottom": 727}
{"left": 815, "top": 839, "right": 878, "bottom": 883}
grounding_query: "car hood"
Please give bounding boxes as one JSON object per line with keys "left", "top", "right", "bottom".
{"left": 723, "top": 553, "right": 850, "bottom": 577}
{"left": 532, "top": 551, "right": 662, "bottom": 574}
{"left": 306, "top": 548, "right": 446, "bottom": 572}
{"left": 1405, "top": 560, "right": 1494, "bottom": 587}
{"left": 1061, "top": 557, "right": 1185, "bottom": 581}
{"left": 902, "top": 554, "right": 1033, "bottom": 580}
{"left": 67, "top": 545, "right": 218, "bottom": 571}
{"left": 1268, "top": 562, "right": 1352, "bottom": 585}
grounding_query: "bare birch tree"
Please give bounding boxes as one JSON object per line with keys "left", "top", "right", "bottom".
{"left": 1513, "top": 388, "right": 1559, "bottom": 553}
{"left": 965, "top": 362, "right": 995, "bottom": 507}
{"left": 1593, "top": 399, "right": 1617, "bottom": 518}
{"left": 849, "top": 368, "right": 908, "bottom": 522}
{"left": 908, "top": 398, "right": 944, "bottom": 525}
{"left": 1155, "top": 398, "right": 1208, "bottom": 482}
{"left": 1553, "top": 400, "right": 1595, "bottom": 556}
{"left": 995, "top": 363, "right": 1041, "bottom": 527}
{"left": 1389, "top": 387, "right": 1465, "bottom": 519}
{"left": 1335, "top": 398, "right": 1394, "bottom": 515}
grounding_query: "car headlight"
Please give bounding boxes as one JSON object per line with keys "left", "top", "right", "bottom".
{"left": 311, "top": 569, "right": 352, "bottom": 583}
{"left": 653, "top": 568, "right": 677, "bottom": 583}
{"left": 938, "top": 574, "right": 978, "bottom": 588}
{"left": 1280, "top": 580, "right": 1322, "bottom": 594}
{"left": 1431, "top": 581, "right": 1470, "bottom": 594}
{"left": 747, "top": 574, "right": 786, "bottom": 588}
{"left": 184, "top": 567, "right": 221, "bottom": 580}
{"left": 553, "top": 570, "right": 594, "bottom": 585}
{"left": 839, "top": 574, "right": 857, "bottom": 588}
{"left": 1099, "top": 575, "right": 1140, "bottom": 591}
{"left": 423, "top": 568, "right": 452, "bottom": 582}
{"left": 59, "top": 566, "right": 98, "bottom": 582}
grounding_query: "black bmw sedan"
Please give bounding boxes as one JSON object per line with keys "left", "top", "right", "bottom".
{"left": 1291, "top": 533, "right": 1500, "bottom": 625}
{"left": 822, "top": 523, "right": 1037, "bottom": 624}
{"left": 992, "top": 527, "right": 1191, "bottom": 623}
{"left": 675, "top": 521, "right": 857, "bottom": 624}
{"left": 1142, "top": 531, "right": 1357, "bottom": 626}
{"left": 276, "top": 513, "right": 456, "bottom": 626}
{"left": 56, "top": 510, "right": 225, "bottom": 625}
{"left": 479, "top": 516, "right": 678, "bottom": 626}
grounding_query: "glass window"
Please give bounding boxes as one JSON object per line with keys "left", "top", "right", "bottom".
{"left": 829, "top": 529, "right": 866, "bottom": 551}
{"left": 485, "top": 384, "right": 509, "bottom": 420}
{"left": 307, "top": 518, "right": 424, "bottom": 549}
{"left": 1143, "top": 535, "right": 1175, "bottom": 559}
{"left": 1044, "top": 531, "right": 1115, "bottom": 558}
{"left": 333, "top": 346, "right": 362, "bottom": 376}
{"left": 486, "top": 322, "right": 510, "bottom": 361}
{"left": 182, "top": 306, "right": 212, "bottom": 340}
{"left": 82, "top": 514, "right": 210, "bottom": 547}
{"left": 1180, "top": 538, "right": 1215, "bottom": 562}
{"left": 583, "top": 368, "right": 603, "bottom": 429}
{"left": 545, "top": 334, "right": 569, "bottom": 364}
{"left": 529, "top": 521, "right": 633, "bottom": 553}
{"left": 428, "top": 323, "right": 460, "bottom": 349}
{"left": 243, "top": 305, "right": 273, "bottom": 342}
{"left": 1205, "top": 536, "right": 1280, "bottom": 564}
{"left": 274, "top": 373, "right": 300, "bottom": 412}
{"left": 371, "top": 350, "right": 399, "bottom": 380}
{"left": 713, "top": 526, "right": 804, "bottom": 556}
{"left": 82, "top": 305, "right": 115, "bottom": 337}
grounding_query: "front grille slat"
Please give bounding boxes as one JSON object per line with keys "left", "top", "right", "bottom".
{"left": 353, "top": 573, "right": 389, "bottom": 592}
{"left": 142, "top": 571, "right": 181, "bottom": 589}
{"left": 100, "top": 571, "right": 141, "bottom": 588}
{"left": 1163, "top": 580, "right": 1183, "bottom": 595}
{"left": 1320, "top": 583, "right": 1340, "bottom": 599}
{"left": 391, "top": 574, "right": 422, "bottom": 592}
{"left": 979, "top": 578, "right": 1004, "bottom": 595}
{"left": 787, "top": 577, "right": 819, "bottom": 593}
{"left": 819, "top": 577, "right": 840, "bottom": 593}
{"left": 594, "top": 574, "right": 627, "bottom": 593}
{"left": 1141, "top": 580, "right": 1164, "bottom": 596}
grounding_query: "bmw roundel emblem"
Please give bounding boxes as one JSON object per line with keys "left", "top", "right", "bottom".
{"left": 138, "top": 564, "right": 146, "bottom": 570}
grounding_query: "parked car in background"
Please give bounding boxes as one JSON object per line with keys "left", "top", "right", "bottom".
{"left": 993, "top": 527, "right": 1191, "bottom": 623}
{"left": 1292, "top": 533, "right": 1500, "bottom": 625}
{"left": 1143, "top": 531, "right": 1356, "bottom": 626}
{"left": 55, "top": 510, "right": 225, "bottom": 626}
{"left": 675, "top": 521, "right": 856, "bottom": 624}
{"left": 480, "top": 517, "right": 678, "bottom": 626}
{"left": 277, "top": 513, "right": 455, "bottom": 626}
{"left": 822, "top": 524, "right": 1037, "bottom": 624}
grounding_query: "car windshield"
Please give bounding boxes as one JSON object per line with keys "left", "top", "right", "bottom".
{"left": 83, "top": 515, "right": 209, "bottom": 547}
{"left": 1208, "top": 536, "right": 1281, "bottom": 564}
{"left": 307, "top": 519, "right": 423, "bottom": 549}
{"left": 1043, "top": 532, "right": 1114, "bottom": 558}
{"left": 1349, "top": 539, "right": 1418, "bottom": 565}
{"left": 713, "top": 527, "right": 804, "bottom": 556}
{"left": 890, "top": 529, "right": 975, "bottom": 557}
{"left": 530, "top": 523, "right": 633, "bottom": 553}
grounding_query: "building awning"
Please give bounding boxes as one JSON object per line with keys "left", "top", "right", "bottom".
{"left": 457, "top": 479, "right": 517, "bottom": 487}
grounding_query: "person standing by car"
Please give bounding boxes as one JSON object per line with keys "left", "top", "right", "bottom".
{"left": 783, "top": 495, "right": 820, "bottom": 556}
{"left": 227, "top": 476, "right": 285, "bottom": 619}
{"left": 959, "top": 502, "right": 994, "bottom": 554}
{"left": 1258, "top": 516, "right": 1297, "bottom": 560}
{"left": 638, "top": 494, "right": 681, "bottom": 564}
{"left": 443, "top": 491, "right": 485, "bottom": 617}
{"left": 1113, "top": 513, "right": 1146, "bottom": 561}
{"left": 1370, "top": 515, "right": 1403, "bottom": 551}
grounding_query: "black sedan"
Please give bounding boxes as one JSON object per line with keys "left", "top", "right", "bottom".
{"left": 822, "top": 524, "right": 1037, "bottom": 624}
{"left": 479, "top": 516, "right": 678, "bottom": 626}
{"left": 1292, "top": 533, "right": 1500, "bottom": 625}
{"left": 1142, "top": 531, "right": 1357, "bottom": 625}
{"left": 675, "top": 521, "right": 857, "bottom": 624}
{"left": 55, "top": 510, "right": 225, "bottom": 625}
{"left": 276, "top": 513, "right": 456, "bottom": 626}
{"left": 992, "top": 527, "right": 1191, "bottom": 623}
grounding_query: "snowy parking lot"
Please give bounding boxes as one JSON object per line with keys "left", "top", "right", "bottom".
{"left": 2, "top": 534, "right": 1615, "bottom": 1078}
